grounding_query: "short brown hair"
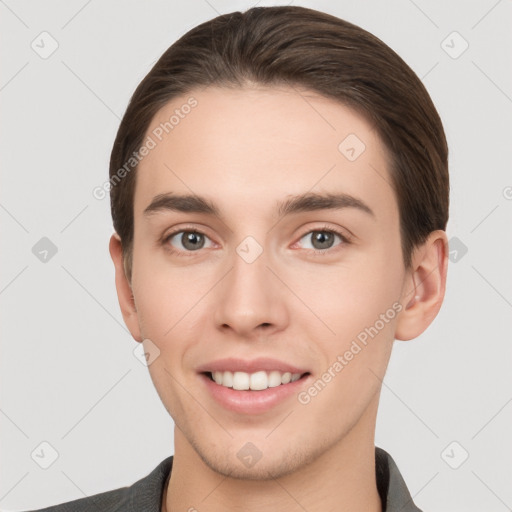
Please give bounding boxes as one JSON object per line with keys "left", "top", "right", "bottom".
{"left": 109, "top": 6, "right": 449, "bottom": 281}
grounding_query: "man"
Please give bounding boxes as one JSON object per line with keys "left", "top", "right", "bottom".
{"left": 27, "top": 5, "right": 448, "bottom": 511}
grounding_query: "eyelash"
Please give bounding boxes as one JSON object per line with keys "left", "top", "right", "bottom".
{"left": 161, "top": 224, "right": 352, "bottom": 257}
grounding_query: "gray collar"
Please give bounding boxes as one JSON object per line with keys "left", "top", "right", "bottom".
{"left": 376, "top": 446, "right": 423, "bottom": 511}
{"left": 25, "top": 446, "right": 422, "bottom": 511}
{"left": 142, "top": 446, "right": 423, "bottom": 512}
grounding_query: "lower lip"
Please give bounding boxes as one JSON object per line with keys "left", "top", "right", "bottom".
{"left": 199, "top": 373, "right": 311, "bottom": 415}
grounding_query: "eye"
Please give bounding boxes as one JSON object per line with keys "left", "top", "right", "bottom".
{"left": 164, "top": 230, "right": 214, "bottom": 253}
{"left": 297, "top": 228, "right": 349, "bottom": 252}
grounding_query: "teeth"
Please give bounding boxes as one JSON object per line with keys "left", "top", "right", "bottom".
{"left": 210, "top": 370, "right": 302, "bottom": 390}
{"left": 268, "top": 370, "right": 282, "bottom": 388}
{"left": 233, "top": 371, "right": 250, "bottom": 390}
{"left": 221, "top": 370, "right": 233, "bottom": 387}
{"left": 250, "top": 371, "right": 268, "bottom": 391}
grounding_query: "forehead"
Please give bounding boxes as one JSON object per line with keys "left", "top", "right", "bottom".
{"left": 134, "top": 85, "right": 396, "bottom": 222}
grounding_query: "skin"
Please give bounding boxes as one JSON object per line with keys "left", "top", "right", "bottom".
{"left": 109, "top": 85, "right": 448, "bottom": 512}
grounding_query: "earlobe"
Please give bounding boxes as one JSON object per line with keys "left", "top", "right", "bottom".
{"left": 109, "top": 233, "right": 143, "bottom": 342}
{"left": 395, "top": 230, "right": 448, "bottom": 341}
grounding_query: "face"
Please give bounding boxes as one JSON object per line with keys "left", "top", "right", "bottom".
{"left": 127, "top": 85, "right": 410, "bottom": 479}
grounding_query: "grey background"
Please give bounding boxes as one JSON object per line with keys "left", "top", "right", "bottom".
{"left": 1, "top": 1, "right": 511, "bottom": 511}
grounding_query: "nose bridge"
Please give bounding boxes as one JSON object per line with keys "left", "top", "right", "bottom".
{"left": 213, "top": 234, "right": 286, "bottom": 335}
{"left": 229, "top": 235, "right": 272, "bottom": 311}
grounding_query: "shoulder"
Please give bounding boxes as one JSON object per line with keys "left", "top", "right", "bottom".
{"left": 21, "top": 456, "right": 173, "bottom": 512}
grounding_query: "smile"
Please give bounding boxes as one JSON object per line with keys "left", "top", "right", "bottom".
{"left": 200, "top": 371, "right": 312, "bottom": 415}
{"left": 208, "top": 370, "right": 303, "bottom": 391}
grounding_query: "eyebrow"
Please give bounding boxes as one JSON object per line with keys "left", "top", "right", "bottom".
{"left": 143, "top": 192, "right": 375, "bottom": 219}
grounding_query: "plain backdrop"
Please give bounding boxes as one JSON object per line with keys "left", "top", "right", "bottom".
{"left": 1, "top": 1, "right": 511, "bottom": 511}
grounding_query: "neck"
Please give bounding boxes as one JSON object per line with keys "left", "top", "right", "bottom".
{"left": 163, "top": 402, "right": 382, "bottom": 512}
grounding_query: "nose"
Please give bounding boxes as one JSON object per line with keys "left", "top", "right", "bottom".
{"left": 213, "top": 242, "right": 289, "bottom": 339}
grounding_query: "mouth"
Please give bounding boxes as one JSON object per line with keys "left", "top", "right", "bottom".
{"left": 199, "top": 369, "right": 312, "bottom": 415}
{"left": 202, "top": 370, "right": 310, "bottom": 391}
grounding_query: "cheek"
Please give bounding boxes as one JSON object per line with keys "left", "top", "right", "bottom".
{"left": 289, "top": 249, "right": 404, "bottom": 342}
{"left": 131, "top": 244, "right": 213, "bottom": 337}
{"left": 294, "top": 259, "right": 401, "bottom": 422}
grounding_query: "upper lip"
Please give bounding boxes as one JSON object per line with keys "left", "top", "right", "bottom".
{"left": 196, "top": 357, "right": 309, "bottom": 375}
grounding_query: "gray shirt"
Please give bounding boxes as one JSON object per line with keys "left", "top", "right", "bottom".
{"left": 24, "top": 446, "right": 422, "bottom": 512}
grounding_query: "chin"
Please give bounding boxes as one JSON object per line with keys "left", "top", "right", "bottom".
{"left": 190, "top": 435, "right": 327, "bottom": 481}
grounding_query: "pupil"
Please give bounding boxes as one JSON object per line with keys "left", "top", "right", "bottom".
{"left": 313, "top": 231, "right": 333, "bottom": 249}
{"left": 183, "top": 232, "right": 204, "bottom": 250}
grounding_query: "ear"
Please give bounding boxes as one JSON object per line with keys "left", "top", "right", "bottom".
{"left": 395, "top": 230, "right": 449, "bottom": 341}
{"left": 109, "top": 233, "right": 142, "bottom": 342}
